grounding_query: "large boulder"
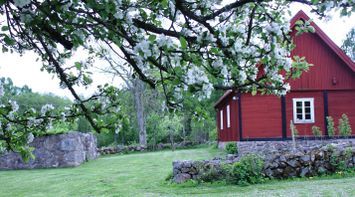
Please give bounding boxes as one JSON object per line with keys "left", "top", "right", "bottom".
{"left": 0, "top": 131, "right": 98, "bottom": 170}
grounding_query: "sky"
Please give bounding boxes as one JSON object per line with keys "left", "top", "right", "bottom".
{"left": 0, "top": 3, "right": 354, "bottom": 100}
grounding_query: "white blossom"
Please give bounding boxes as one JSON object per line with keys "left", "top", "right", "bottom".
{"left": 238, "top": 70, "right": 247, "bottom": 83}
{"left": 186, "top": 65, "right": 209, "bottom": 85}
{"left": 212, "top": 59, "right": 223, "bottom": 68}
{"left": 133, "top": 40, "right": 151, "bottom": 59}
{"left": 9, "top": 100, "right": 19, "bottom": 112}
{"left": 265, "top": 22, "right": 282, "bottom": 36}
{"left": 27, "top": 133, "right": 34, "bottom": 143}
{"left": 27, "top": 117, "right": 43, "bottom": 127}
{"left": 41, "top": 104, "right": 54, "bottom": 116}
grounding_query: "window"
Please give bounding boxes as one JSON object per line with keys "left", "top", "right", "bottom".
{"left": 293, "top": 98, "right": 315, "bottom": 123}
{"left": 220, "top": 109, "right": 223, "bottom": 130}
{"left": 226, "top": 105, "right": 231, "bottom": 128}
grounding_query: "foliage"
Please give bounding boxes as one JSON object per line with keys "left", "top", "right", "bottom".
{"left": 199, "top": 164, "right": 226, "bottom": 183}
{"left": 0, "top": 0, "right": 353, "bottom": 158}
{"left": 341, "top": 27, "right": 355, "bottom": 61}
{"left": 311, "top": 126, "right": 322, "bottom": 137}
{"left": 338, "top": 114, "right": 352, "bottom": 136}
{"left": 225, "top": 142, "right": 238, "bottom": 155}
{"left": 95, "top": 131, "right": 116, "bottom": 147}
{"left": 225, "top": 154, "right": 265, "bottom": 185}
{"left": 329, "top": 146, "right": 353, "bottom": 172}
{"left": 326, "top": 116, "right": 336, "bottom": 137}
{"left": 76, "top": 116, "right": 92, "bottom": 133}
{"left": 0, "top": 78, "right": 75, "bottom": 160}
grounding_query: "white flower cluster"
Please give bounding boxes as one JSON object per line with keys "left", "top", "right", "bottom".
{"left": 265, "top": 22, "right": 283, "bottom": 36}
{"left": 27, "top": 132, "right": 34, "bottom": 143}
{"left": 27, "top": 117, "right": 43, "bottom": 127}
{"left": 9, "top": 100, "right": 19, "bottom": 112}
{"left": 41, "top": 104, "right": 54, "bottom": 116}
{"left": 185, "top": 65, "right": 214, "bottom": 99}
{"left": 186, "top": 65, "right": 209, "bottom": 85}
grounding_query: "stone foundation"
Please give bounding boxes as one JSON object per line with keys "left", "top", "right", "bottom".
{"left": 0, "top": 131, "right": 98, "bottom": 170}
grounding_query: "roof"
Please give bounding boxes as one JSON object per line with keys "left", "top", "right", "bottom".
{"left": 214, "top": 10, "right": 355, "bottom": 108}
{"left": 214, "top": 90, "right": 233, "bottom": 108}
{"left": 290, "top": 10, "right": 355, "bottom": 72}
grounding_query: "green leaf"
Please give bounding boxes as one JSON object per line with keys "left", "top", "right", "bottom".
{"left": 161, "top": 0, "right": 168, "bottom": 8}
{"left": 1, "top": 26, "right": 9, "bottom": 31}
{"left": 0, "top": 0, "right": 5, "bottom": 6}
{"left": 295, "top": 20, "right": 304, "bottom": 25}
{"left": 4, "top": 35, "right": 15, "bottom": 46}
{"left": 179, "top": 36, "right": 188, "bottom": 49}
{"left": 75, "top": 62, "right": 82, "bottom": 70}
{"left": 251, "top": 86, "right": 257, "bottom": 96}
{"left": 210, "top": 47, "right": 219, "bottom": 54}
{"left": 148, "top": 35, "right": 156, "bottom": 42}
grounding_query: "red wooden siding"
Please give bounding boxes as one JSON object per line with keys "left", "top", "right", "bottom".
{"left": 285, "top": 91, "right": 325, "bottom": 137}
{"left": 217, "top": 93, "right": 239, "bottom": 142}
{"left": 290, "top": 31, "right": 355, "bottom": 91}
{"left": 241, "top": 94, "right": 282, "bottom": 139}
{"left": 328, "top": 90, "right": 355, "bottom": 135}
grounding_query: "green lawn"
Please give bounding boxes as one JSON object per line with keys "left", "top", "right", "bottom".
{"left": 0, "top": 147, "right": 354, "bottom": 197}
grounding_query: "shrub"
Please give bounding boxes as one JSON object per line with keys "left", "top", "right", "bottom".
{"left": 225, "top": 154, "right": 265, "bottom": 185}
{"left": 326, "top": 116, "right": 335, "bottom": 137}
{"left": 225, "top": 142, "right": 238, "bottom": 154}
{"left": 338, "top": 114, "right": 352, "bottom": 136}
{"left": 312, "top": 126, "right": 322, "bottom": 137}
{"left": 199, "top": 164, "right": 225, "bottom": 182}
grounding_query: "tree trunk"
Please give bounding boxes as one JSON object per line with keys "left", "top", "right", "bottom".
{"left": 132, "top": 79, "right": 147, "bottom": 146}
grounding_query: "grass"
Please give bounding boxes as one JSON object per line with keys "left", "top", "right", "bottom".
{"left": 0, "top": 147, "right": 354, "bottom": 197}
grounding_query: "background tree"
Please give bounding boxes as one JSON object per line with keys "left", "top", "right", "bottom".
{"left": 0, "top": 0, "right": 354, "bottom": 152}
{"left": 341, "top": 27, "right": 355, "bottom": 61}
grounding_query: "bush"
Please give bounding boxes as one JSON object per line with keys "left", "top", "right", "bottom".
{"left": 312, "top": 126, "right": 322, "bottom": 137}
{"left": 225, "top": 142, "right": 238, "bottom": 154}
{"left": 338, "top": 114, "right": 352, "bottom": 136}
{"left": 225, "top": 154, "right": 265, "bottom": 185}
{"left": 199, "top": 164, "right": 225, "bottom": 182}
{"left": 326, "top": 116, "right": 335, "bottom": 137}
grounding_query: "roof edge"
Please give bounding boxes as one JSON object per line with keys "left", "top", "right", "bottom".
{"left": 214, "top": 90, "right": 233, "bottom": 108}
{"left": 290, "top": 10, "right": 355, "bottom": 72}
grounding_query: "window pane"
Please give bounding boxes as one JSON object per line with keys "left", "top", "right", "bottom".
{"left": 296, "top": 102, "right": 302, "bottom": 107}
{"left": 297, "top": 114, "right": 302, "bottom": 119}
{"left": 305, "top": 107, "right": 310, "bottom": 113}
{"left": 297, "top": 108, "right": 302, "bottom": 113}
{"left": 305, "top": 114, "right": 311, "bottom": 120}
{"left": 220, "top": 110, "right": 223, "bottom": 130}
{"left": 227, "top": 105, "right": 230, "bottom": 128}
{"left": 304, "top": 101, "right": 310, "bottom": 107}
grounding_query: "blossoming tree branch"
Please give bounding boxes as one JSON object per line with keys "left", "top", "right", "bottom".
{"left": 0, "top": 0, "right": 354, "bottom": 157}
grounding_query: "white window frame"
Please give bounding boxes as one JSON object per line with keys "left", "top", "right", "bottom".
{"left": 226, "top": 105, "right": 231, "bottom": 128}
{"left": 220, "top": 109, "right": 224, "bottom": 130}
{"left": 293, "top": 98, "right": 315, "bottom": 124}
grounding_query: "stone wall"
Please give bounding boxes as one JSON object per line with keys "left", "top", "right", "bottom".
{"left": 173, "top": 139, "right": 355, "bottom": 183}
{"left": 98, "top": 141, "right": 202, "bottom": 155}
{"left": 0, "top": 131, "right": 98, "bottom": 170}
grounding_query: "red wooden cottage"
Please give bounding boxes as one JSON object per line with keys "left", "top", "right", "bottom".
{"left": 215, "top": 10, "right": 355, "bottom": 143}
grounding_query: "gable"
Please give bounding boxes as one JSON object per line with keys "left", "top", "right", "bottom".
{"left": 290, "top": 29, "right": 355, "bottom": 90}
